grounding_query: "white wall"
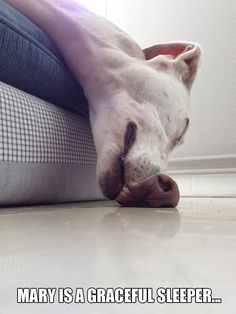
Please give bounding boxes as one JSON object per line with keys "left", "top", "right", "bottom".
{"left": 105, "top": 0, "right": 236, "bottom": 173}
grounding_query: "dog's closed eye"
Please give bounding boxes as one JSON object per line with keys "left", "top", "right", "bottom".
{"left": 169, "top": 118, "right": 189, "bottom": 150}
{"left": 176, "top": 118, "right": 189, "bottom": 143}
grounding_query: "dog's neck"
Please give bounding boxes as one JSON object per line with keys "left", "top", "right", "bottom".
{"left": 6, "top": 0, "right": 145, "bottom": 98}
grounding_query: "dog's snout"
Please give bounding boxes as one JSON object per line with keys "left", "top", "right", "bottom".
{"left": 158, "top": 174, "right": 175, "bottom": 193}
{"left": 117, "top": 173, "right": 180, "bottom": 208}
{"left": 123, "top": 122, "right": 137, "bottom": 156}
{"left": 124, "top": 154, "right": 161, "bottom": 184}
{"left": 157, "top": 174, "right": 180, "bottom": 207}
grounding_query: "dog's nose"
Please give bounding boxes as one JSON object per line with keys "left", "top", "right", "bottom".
{"left": 117, "top": 173, "right": 180, "bottom": 208}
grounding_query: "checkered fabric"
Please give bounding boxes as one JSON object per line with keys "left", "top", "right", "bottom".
{"left": 0, "top": 81, "right": 97, "bottom": 164}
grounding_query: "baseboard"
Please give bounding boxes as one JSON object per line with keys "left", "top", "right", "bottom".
{"left": 167, "top": 155, "right": 236, "bottom": 197}
{"left": 168, "top": 154, "right": 236, "bottom": 174}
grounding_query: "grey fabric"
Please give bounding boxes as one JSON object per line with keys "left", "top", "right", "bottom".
{"left": 0, "top": 82, "right": 103, "bottom": 205}
{"left": 0, "top": 0, "right": 89, "bottom": 117}
{"left": 0, "top": 81, "right": 96, "bottom": 163}
{"left": 0, "top": 162, "right": 103, "bottom": 205}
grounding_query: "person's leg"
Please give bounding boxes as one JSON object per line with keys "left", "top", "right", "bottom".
{"left": 0, "top": 1, "right": 89, "bottom": 117}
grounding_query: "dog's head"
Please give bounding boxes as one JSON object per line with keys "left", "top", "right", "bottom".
{"left": 90, "top": 42, "right": 201, "bottom": 207}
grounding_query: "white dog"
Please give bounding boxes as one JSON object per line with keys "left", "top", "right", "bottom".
{"left": 6, "top": 0, "right": 201, "bottom": 207}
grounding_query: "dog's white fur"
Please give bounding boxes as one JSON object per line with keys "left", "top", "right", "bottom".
{"left": 6, "top": 0, "right": 201, "bottom": 201}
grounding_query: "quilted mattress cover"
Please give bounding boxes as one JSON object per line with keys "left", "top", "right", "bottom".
{"left": 0, "top": 81, "right": 104, "bottom": 205}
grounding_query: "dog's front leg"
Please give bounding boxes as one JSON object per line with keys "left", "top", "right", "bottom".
{"left": 6, "top": 0, "right": 144, "bottom": 132}
{"left": 5, "top": 0, "right": 144, "bottom": 89}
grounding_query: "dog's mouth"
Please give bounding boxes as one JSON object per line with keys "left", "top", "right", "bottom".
{"left": 122, "top": 121, "right": 137, "bottom": 157}
{"left": 118, "top": 121, "right": 137, "bottom": 180}
{"left": 98, "top": 121, "right": 137, "bottom": 200}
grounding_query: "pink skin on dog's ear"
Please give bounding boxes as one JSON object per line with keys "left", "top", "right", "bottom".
{"left": 144, "top": 42, "right": 201, "bottom": 90}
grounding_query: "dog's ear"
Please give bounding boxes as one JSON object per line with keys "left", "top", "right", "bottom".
{"left": 144, "top": 42, "right": 201, "bottom": 90}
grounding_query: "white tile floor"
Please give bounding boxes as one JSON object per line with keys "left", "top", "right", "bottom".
{"left": 0, "top": 198, "right": 235, "bottom": 314}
